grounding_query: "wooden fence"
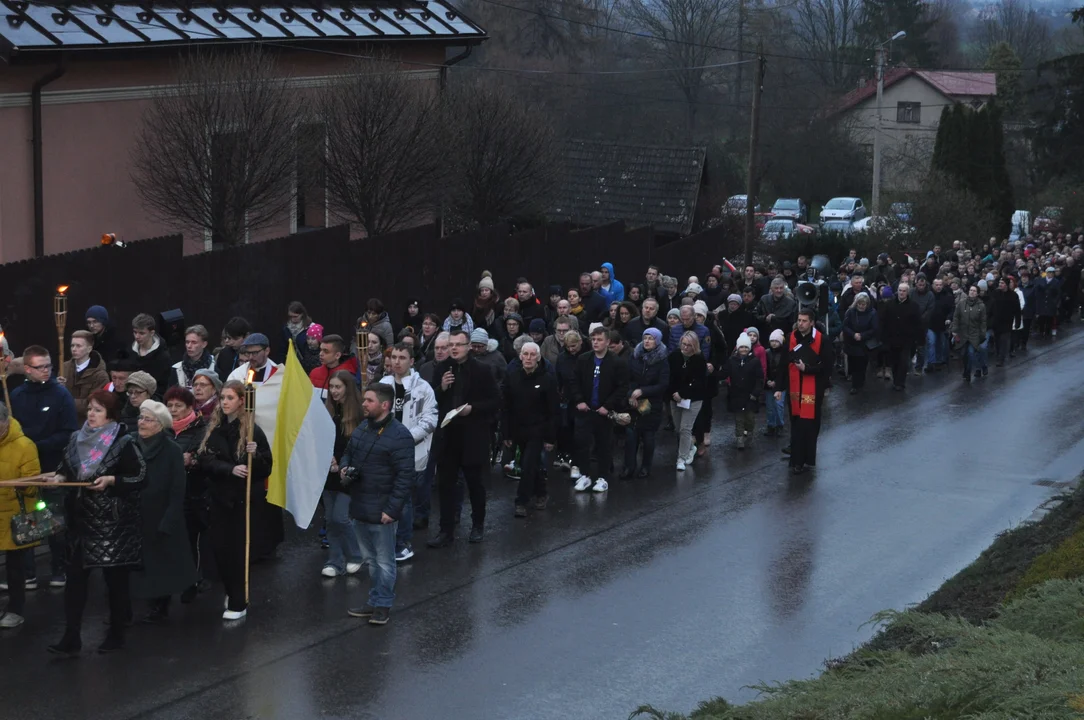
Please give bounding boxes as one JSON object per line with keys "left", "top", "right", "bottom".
{"left": 0, "top": 220, "right": 739, "bottom": 357}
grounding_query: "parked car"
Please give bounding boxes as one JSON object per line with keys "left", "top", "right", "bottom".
{"left": 889, "top": 202, "right": 912, "bottom": 223}
{"left": 724, "top": 195, "right": 760, "bottom": 216}
{"left": 853, "top": 215, "right": 913, "bottom": 239}
{"left": 754, "top": 212, "right": 775, "bottom": 230}
{"left": 819, "top": 197, "right": 867, "bottom": 224}
{"left": 820, "top": 219, "right": 856, "bottom": 235}
{"left": 770, "top": 198, "right": 807, "bottom": 223}
{"left": 761, "top": 219, "right": 815, "bottom": 243}
{"left": 1033, "top": 207, "right": 1064, "bottom": 233}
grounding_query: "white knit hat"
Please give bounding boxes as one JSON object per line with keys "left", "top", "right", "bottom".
{"left": 736, "top": 332, "right": 752, "bottom": 350}
{"left": 139, "top": 399, "right": 172, "bottom": 432}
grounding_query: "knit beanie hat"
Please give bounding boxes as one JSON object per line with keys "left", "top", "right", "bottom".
{"left": 643, "top": 327, "right": 663, "bottom": 345}
{"left": 470, "top": 328, "right": 489, "bottom": 345}
{"left": 693, "top": 300, "right": 709, "bottom": 317}
{"left": 529, "top": 318, "right": 546, "bottom": 334}
{"left": 769, "top": 329, "right": 785, "bottom": 345}
{"left": 478, "top": 271, "right": 495, "bottom": 292}
{"left": 727, "top": 293, "right": 742, "bottom": 305}
{"left": 666, "top": 308, "right": 681, "bottom": 320}
{"left": 881, "top": 286, "right": 894, "bottom": 299}
{"left": 977, "top": 279, "right": 988, "bottom": 292}
{"left": 745, "top": 327, "right": 760, "bottom": 341}
{"left": 505, "top": 312, "right": 523, "bottom": 326}
{"left": 684, "top": 283, "right": 704, "bottom": 296}
{"left": 126, "top": 370, "right": 157, "bottom": 396}
{"left": 193, "top": 368, "right": 222, "bottom": 390}
{"left": 306, "top": 323, "right": 324, "bottom": 341}
{"left": 85, "top": 305, "right": 109, "bottom": 324}
{"left": 139, "top": 399, "right": 172, "bottom": 432}
{"left": 736, "top": 332, "right": 752, "bottom": 350}
{"left": 450, "top": 297, "right": 468, "bottom": 312}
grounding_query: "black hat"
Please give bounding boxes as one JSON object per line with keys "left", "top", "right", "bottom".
{"left": 450, "top": 298, "right": 467, "bottom": 312}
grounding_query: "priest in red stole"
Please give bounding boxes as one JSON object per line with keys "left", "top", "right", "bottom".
{"left": 774, "top": 310, "right": 833, "bottom": 474}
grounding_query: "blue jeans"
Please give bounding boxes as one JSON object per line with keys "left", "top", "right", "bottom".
{"left": 926, "top": 329, "right": 947, "bottom": 365}
{"left": 322, "top": 491, "right": 361, "bottom": 573}
{"left": 765, "top": 389, "right": 785, "bottom": 427}
{"left": 397, "top": 471, "right": 420, "bottom": 549}
{"left": 979, "top": 330, "right": 992, "bottom": 370}
{"left": 963, "top": 343, "right": 982, "bottom": 375}
{"left": 353, "top": 521, "right": 398, "bottom": 608}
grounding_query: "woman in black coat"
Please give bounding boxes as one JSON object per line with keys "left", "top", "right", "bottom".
{"left": 165, "top": 387, "right": 209, "bottom": 603}
{"left": 669, "top": 331, "right": 709, "bottom": 470}
{"left": 199, "top": 380, "right": 272, "bottom": 620}
{"left": 693, "top": 307, "right": 726, "bottom": 456}
{"left": 130, "top": 400, "right": 196, "bottom": 623}
{"left": 554, "top": 332, "right": 586, "bottom": 469}
{"left": 623, "top": 328, "right": 669, "bottom": 478}
{"left": 48, "top": 390, "right": 146, "bottom": 657}
{"left": 842, "top": 292, "right": 879, "bottom": 392}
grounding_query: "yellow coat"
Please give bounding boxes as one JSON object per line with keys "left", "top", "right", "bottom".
{"left": 0, "top": 417, "right": 43, "bottom": 551}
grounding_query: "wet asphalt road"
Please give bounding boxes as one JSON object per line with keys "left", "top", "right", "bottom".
{"left": 2, "top": 331, "right": 1083, "bottom": 720}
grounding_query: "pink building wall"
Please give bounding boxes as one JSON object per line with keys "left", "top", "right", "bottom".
{"left": 0, "top": 44, "right": 446, "bottom": 262}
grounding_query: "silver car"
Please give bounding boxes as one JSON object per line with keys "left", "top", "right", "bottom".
{"left": 770, "top": 198, "right": 807, "bottom": 223}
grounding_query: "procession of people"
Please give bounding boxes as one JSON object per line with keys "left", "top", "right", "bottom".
{"left": 0, "top": 228, "right": 1080, "bottom": 650}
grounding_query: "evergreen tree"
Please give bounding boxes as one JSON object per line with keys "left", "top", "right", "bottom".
{"left": 984, "top": 42, "right": 1022, "bottom": 116}
{"left": 854, "top": 0, "right": 937, "bottom": 68}
{"left": 931, "top": 104, "right": 968, "bottom": 176}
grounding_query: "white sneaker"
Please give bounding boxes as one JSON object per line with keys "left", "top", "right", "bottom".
{"left": 570, "top": 466, "right": 582, "bottom": 480}
{"left": 592, "top": 478, "right": 608, "bottom": 492}
{"left": 321, "top": 565, "right": 340, "bottom": 578}
{"left": 676, "top": 460, "right": 686, "bottom": 471}
{"left": 574, "top": 476, "right": 592, "bottom": 492}
{"left": 0, "top": 612, "right": 24, "bottom": 628}
{"left": 222, "top": 608, "right": 247, "bottom": 621}
{"left": 346, "top": 562, "right": 363, "bottom": 575}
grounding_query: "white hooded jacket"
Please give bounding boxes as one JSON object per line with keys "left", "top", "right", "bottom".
{"left": 379, "top": 369, "right": 438, "bottom": 471}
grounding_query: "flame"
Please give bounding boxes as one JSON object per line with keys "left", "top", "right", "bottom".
{"left": 359, "top": 320, "right": 369, "bottom": 329}
{"left": 56, "top": 285, "right": 69, "bottom": 295}
{"left": 246, "top": 369, "right": 255, "bottom": 384}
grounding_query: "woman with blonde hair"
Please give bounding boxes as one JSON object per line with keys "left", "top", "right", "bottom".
{"left": 668, "top": 331, "right": 708, "bottom": 470}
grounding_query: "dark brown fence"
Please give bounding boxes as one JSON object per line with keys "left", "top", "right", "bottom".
{"left": 1, "top": 219, "right": 741, "bottom": 359}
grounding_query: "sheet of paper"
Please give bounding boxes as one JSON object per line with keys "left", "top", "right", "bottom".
{"left": 677, "top": 398, "right": 691, "bottom": 410}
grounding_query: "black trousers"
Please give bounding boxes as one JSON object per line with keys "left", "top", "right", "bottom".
{"left": 209, "top": 503, "right": 247, "bottom": 611}
{"left": 4, "top": 549, "right": 27, "bottom": 615}
{"left": 514, "top": 436, "right": 548, "bottom": 505}
{"left": 789, "top": 416, "right": 821, "bottom": 469}
{"left": 64, "top": 547, "right": 131, "bottom": 638}
{"left": 849, "top": 355, "right": 869, "bottom": 389}
{"left": 574, "top": 412, "right": 613, "bottom": 480}
{"left": 888, "top": 344, "right": 912, "bottom": 388}
{"left": 624, "top": 425, "right": 657, "bottom": 472}
{"left": 995, "top": 330, "right": 1012, "bottom": 363}
{"left": 438, "top": 460, "right": 487, "bottom": 534}
{"left": 693, "top": 397, "right": 714, "bottom": 441}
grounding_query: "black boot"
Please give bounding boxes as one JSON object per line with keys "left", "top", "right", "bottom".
{"left": 98, "top": 631, "right": 125, "bottom": 654}
{"left": 48, "top": 631, "right": 82, "bottom": 657}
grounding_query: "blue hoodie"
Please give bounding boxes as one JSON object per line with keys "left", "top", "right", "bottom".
{"left": 10, "top": 377, "right": 78, "bottom": 473}
{"left": 599, "top": 262, "right": 625, "bottom": 303}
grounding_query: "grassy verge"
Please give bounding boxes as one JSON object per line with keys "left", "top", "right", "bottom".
{"left": 632, "top": 481, "right": 1084, "bottom": 720}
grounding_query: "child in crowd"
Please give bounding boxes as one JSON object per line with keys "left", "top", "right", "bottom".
{"left": 721, "top": 332, "right": 763, "bottom": 450}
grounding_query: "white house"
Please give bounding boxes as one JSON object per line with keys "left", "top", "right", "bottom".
{"left": 830, "top": 68, "right": 997, "bottom": 192}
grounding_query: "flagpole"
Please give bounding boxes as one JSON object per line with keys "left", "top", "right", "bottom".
{"left": 357, "top": 321, "right": 370, "bottom": 387}
{"left": 244, "top": 370, "right": 256, "bottom": 606}
{"left": 0, "top": 334, "right": 10, "bottom": 410}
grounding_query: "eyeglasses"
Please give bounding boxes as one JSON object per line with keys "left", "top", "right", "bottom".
{"left": 126, "top": 389, "right": 148, "bottom": 396}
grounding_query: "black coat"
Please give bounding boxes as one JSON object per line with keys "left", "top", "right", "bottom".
{"left": 622, "top": 316, "right": 668, "bottom": 346}
{"left": 133, "top": 338, "right": 174, "bottom": 392}
{"left": 570, "top": 351, "right": 629, "bottom": 412}
{"left": 668, "top": 352, "right": 709, "bottom": 402}
{"left": 433, "top": 357, "right": 501, "bottom": 467}
{"left": 882, "top": 298, "right": 923, "bottom": 347}
{"left": 990, "top": 289, "right": 1021, "bottom": 332}
{"left": 131, "top": 432, "right": 197, "bottom": 599}
{"left": 214, "top": 346, "right": 242, "bottom": 383}
{"left": 777, "top": 328, "right": 834, "bottom": 409}
{"left": 626, "top": 343, "right": 670, "bottom": 431}
{"left": 93, "top": 325, "right": 125, "bottom": 366}
{"left": 60, "top": 427, "right": 146, "bottom": 569}
{"left": 842, "top": 305, "right": 880, "bottom": 357}
{"left": 579, "top": 289, "right": 610, "bottom": 325}
{"left": 173, "top": 415, "right": 209, "bottom": 522}
{"left": 721, "top": 353, "right": 763, "bottom": 413}
{"left": 1035, "top": 277, "right": 1062, "bottom": 317}
{"left": 555, "top": 347, "right": 584, "bottom": 404}
{"left": 930, "top": 288, "right": 956, "bottom": 331}
{"left": 502, "top": 365, "right": 559, "bottom": 443}
{"left": 325, "top": 410, "right": 351, "bottom": 494}
{"left": 340, "top": 416, "right": 415, "bottom": 524}
{"left": 1020, "top": 282, "right": 1038, "bottom": 320}
{"left": 720, "top": 308, "right": 754, "bottom": 353}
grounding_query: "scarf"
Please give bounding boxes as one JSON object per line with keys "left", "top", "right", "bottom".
{"left": 286, "top": 320, "right": 307, "bottom": 339}
{"left": 181, "top": 352, "right": 212, "bottom": 384}
{"left": 137, "top": 429, "right": 166, "bottom": 462}
{"left": 570, "top": 303, "right": 584, "bottom": 316}
{"left": 74, "top": 420, "right": 119, "bottom": 481}
{"left": 196, "top": 395, "right": 218, "bottom": 420}
{"left": 172, "top": 410, "right": 198, "bottom": 436}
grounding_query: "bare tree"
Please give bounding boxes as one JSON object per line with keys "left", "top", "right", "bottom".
{"left": 926, "top": 0, "right": 967, "bottom": 69}
{"left": 132, "top": 49, "right": 303, "bottom": 247}
{"left": 319, "top": 59, "right": 445, "bottom": 237}
{"left": 792, "top": 0, "right": 862, "bottom": 91}
{"left": 972, "top": 0, "right": 1050, "bottom": 70}
{"left": 442, "top": 80, "right": 560, "bottom": 229}
{"left": 622, "top": 0, "right": 737, "bottom": 136}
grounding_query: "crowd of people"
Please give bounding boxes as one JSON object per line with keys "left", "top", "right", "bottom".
{"left": 0, "top": 229, "right": 1079, "bottom": 650}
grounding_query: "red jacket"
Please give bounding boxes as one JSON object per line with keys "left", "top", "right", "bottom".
{"left": 309, "top": 355, "right": 360, "bottom": 391}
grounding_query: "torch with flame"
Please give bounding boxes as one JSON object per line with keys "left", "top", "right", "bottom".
{"left": 242, "top": 367, "right": 256, "bottom": 605}
{"left": 357, "top": 319, "right": 370, "bottom": 387}
{"left": 54, "top": 285, "right": 69, "bottom": 374}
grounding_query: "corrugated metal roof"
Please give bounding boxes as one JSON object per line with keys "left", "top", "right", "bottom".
{"left": 0, "top": 1, "right": 485, "bottom": 55}
{"left": 550, "top": 139, "right": 706, "bottom": 236}
{"left": 830, "top": 67, "right": 996, "bottom": 116}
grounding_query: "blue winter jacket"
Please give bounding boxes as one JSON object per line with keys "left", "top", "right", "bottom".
{"left": 340, "top": 415, "right": 416, "bottom": 524}
{"left": 599, "top": 262, "right": 625, "bottom": 303}
{"left": 10, "top": 377, "right": 78, "bottom": 474}
{"left": 668, "top": 321, "right": 711, "bottom": 356}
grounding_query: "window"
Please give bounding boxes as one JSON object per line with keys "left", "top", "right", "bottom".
{"left": 896, "top": 102, "right": 921, "bottom": 124}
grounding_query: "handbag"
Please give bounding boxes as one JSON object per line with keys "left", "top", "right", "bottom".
{"left": 10, "top": 490, "right": 65, "bottom": 546}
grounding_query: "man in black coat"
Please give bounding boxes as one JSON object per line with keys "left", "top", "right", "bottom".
{"left": 881, "top": 282, "right": 922, "bottom": 391}
{"left": 213, "top": 317, "right": 251, "bottom": 383}
{"left": 501, "top": 342, "right": 559, "bottom": 516}
{"left": 926, "top": 278, "right": 955, "bottom": 370}
{"left": 340, "top": 385, "right": 415, "bottom": 626}
{"left": 428, "top": 329, "right": 501, "bottom": 547}
{"left": 569, "top": 326, "right": 629, "bottom": 492}
{"left": 130, "top": 313, "right": 173, "bottom": 391}
{"left": 776, "top": 310, "right": 833, "bottom": 474}
{"left": 622, "top": 297, "right": 668, "bottom": 345}
{"left": 577, "top": 272, "right": 609, "bottom": 326}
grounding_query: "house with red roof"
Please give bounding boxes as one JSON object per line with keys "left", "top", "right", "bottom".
{"left": 828, "top": 67, "right": 997, "bottom": 192}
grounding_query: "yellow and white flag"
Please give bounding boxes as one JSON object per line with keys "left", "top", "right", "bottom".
{"left": 267, "top": 340, "right": 336, "bottom": 529}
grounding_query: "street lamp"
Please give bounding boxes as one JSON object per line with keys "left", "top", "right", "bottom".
{"left": 872, "top": 30, "right": 906, "bottom": 218}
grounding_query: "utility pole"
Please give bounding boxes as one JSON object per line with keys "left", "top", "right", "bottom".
{"left": 871, "top": 44, "right": 885, "bottom": 218}
{"left": 743, "top": 41, "right": 765, "bottom": 268}
{"left": 734, "top": 0, "right": 745, "bottom": 105}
